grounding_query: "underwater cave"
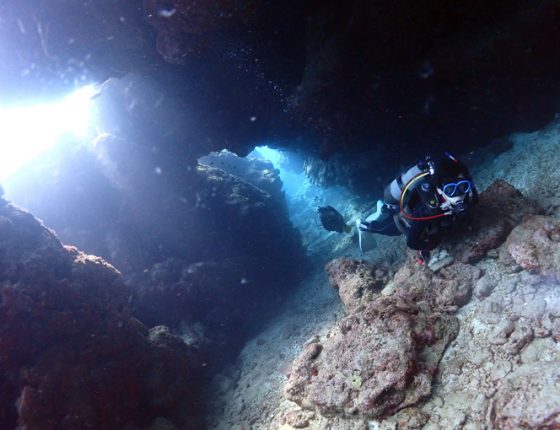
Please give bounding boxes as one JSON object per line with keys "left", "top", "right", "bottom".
{"left": 0, "top": 1, "right": 559, "bottom": 429}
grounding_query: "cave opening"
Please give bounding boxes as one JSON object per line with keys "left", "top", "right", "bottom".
{"left": 248, "top": 145, "right": 360, "bottom": 260}
{"left": 0, "top": 84, "right": 98, "bottom": 188}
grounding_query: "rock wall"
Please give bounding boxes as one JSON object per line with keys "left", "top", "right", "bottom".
{"left": 0, "top": 199, "right": 203, "bottom": 428}
{"left": 6, "top": 137, "right": 308, "bottom": 373}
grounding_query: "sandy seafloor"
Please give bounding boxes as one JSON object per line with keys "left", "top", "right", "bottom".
{"left": 206, "top": 119, "right": 560, "bottom": 430}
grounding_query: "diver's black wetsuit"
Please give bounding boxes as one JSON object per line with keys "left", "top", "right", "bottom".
{"left": 361, "top": 154, "right": 478, "bottom": 253}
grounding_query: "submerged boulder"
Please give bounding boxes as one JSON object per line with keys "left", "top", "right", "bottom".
{"left": 391, "top": 259, "right": 481, "bottom": 311}
{"left": 325, "top": 258, "right": 391, "bottom": 313}
{"left": 445, "top": 179, "right": 542, "bottom": 264}
{"left": 489, "top": 361, "right": 560, "bottom": 430}
{"left": 503, "top": 214, "right": 560, "bottom": 279}
{"left": 0, "top": 202, "right": 201, "bottom": 429}
{"left": 285, "top": 296, "right": 458, "bottom": 419}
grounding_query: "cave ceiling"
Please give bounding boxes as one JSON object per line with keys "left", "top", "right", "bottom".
{"left": 2, "top": 0, "right": 560, "bottom": 163}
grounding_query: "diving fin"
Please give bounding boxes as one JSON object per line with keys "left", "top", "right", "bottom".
{"left": 356, "top": 200, "right": 386, "bottom": 252}
{"left": 356, "top": 218, "right": 377, "bottom": 252}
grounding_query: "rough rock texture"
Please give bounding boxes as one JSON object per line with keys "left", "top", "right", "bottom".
{"left": 504, "top": 214, "right": 560, "bottom": 279}
{"left": 285, "top": 296, "right": 459, "bottom": 419}
{"left": 445, "top": 179, "right": 542, "bottom": 264}
{"left": 279, "top": 180, "right": 557, "bottom": 427}
{"left": 144, "top": 0, "right": 259, "bottom": 64}
{"left": 129, "top": 164, "right": 307, "bottom": 331}
{"left": 391, "top": 259, "right": 481, "bottom": 311}
{"left": 325, "top": 258, "right": 391, "bottom": 313}
{"left": 489, "top": 361, "right": 560, "bottom": 429}
{"left": 0, "top": 200, "right": 201, "bottom": 429}
{"left": 289, "top": 1, "right": 560, "bottom": 161}
{"left": 198, "top": 150, "right": 285, "bottom": 203}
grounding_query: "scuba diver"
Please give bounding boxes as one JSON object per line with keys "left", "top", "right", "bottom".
{"left": 317, "top": 205, "right": 352, "bottom": 233}
{"left": 357, "top": 152, "right": 478, "bottom": 264}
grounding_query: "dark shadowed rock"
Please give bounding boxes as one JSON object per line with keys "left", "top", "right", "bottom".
{"left": 144, "top": 0, "right": 259, "bottom": 64}
{"left": 285, "top": 296, "right": 458, "bottom": 419}
{"left": 6, "top": 133, "right": 308, "bottom": 384}
{"left": 129, "top": 164, "right": 307, "bottom": 321}
{"left": 0, "top": 203, "right": 201, "bottom": 429}
{"left": 3, "top": 1, "right": 560, "bottom": 168}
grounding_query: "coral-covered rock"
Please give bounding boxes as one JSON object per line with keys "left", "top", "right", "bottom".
{"left": 504, "top": 215, "right": 560, "bottom": 279}
{"left": 445, "top": 180, "right": 541, "bottom": 264}
{"left": 391, "top": 257, "right": 481, "bottom": 311}
{"left": 285, "top": 296, "right": 458, "bottom": 419}
{"left": 489, "top": 362, "right": 560, "bottom": 429}
{"left": 0, "top": 203, "right": 200, "bottom": 429}
{"left": 325, "top": 258, "right": 390, "bottom": 313}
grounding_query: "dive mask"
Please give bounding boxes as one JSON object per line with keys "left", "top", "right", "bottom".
{"left": 438, "top": 185, "right": 468, "bottom": 214}
{"left": 442, "top": 180, "right": 472, "bottom": 197}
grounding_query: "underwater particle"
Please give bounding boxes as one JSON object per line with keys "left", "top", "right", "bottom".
{"left": 249, "top": 116, "right": 257, "bottom": 122}
{"left": 158, "top": 8, "right": 177, "bottom": 18}
{"left": 241, "top": 277, "right": 249, "bottom": 284}
{"left": 154, "top": 167, "right": 162, "bottom": 175}
{"left": 17, "top": 19, "right": 26, "bottom": 34}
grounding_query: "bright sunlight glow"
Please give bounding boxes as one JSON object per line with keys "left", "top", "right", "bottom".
{"left": 0, "top": 84, "right": 96, "bottom": 181}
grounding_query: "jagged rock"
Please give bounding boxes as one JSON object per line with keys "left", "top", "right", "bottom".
{"left": 489, "top": 361, "right": 560, "bottom": 429}
{"left": 105, "top": 161, "right": 307, "bottom": 364}
{"left": 445, "top": 180, "right": 541, "bottom": 264}
{"left": 285, "top": 296, "right": 458, "bottom": 419}
{"left": 198, "top": 150, "right": 284, "bottom": 203}
{"left": 0, "top": 203, "right": 199, "bottom": 429}
{"left": 290, "top": 2, "right": 560, "bottom": 163}
{"left": 325, "top": 258, "right": 389, "bottom": 312}
{"left": 391, "top": 258, "right": 481, "bottom": 311}
{"left": 504, "top": 215, "right": 560, "bottom": 279}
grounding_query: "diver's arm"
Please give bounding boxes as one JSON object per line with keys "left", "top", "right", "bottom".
{"left": 406, "top": 220, "right": 442, "bottom": 251}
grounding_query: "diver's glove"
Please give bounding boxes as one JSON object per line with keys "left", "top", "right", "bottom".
{"left": 358, "top": 221, "right": 374, "bottom": 232}
{"left": 417, "top": 250, "right": 431, "bottom": 265}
